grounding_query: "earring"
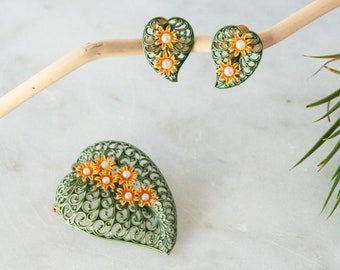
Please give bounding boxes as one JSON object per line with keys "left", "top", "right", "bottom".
{"left": 211, "top": 25, "right": 263, "bottom": 89}
{"left": 142, "top": 17, "right": 194, "bottom": 82}
{"left": 54, "top": 140, "right": 177, "bottom": 255}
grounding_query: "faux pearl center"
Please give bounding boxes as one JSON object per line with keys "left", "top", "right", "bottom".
{"left": 122, "top": 170, "right": 131, "bottom": 179}
{"left": 235, "top": 40, "right": 246, "bottom": 50}
{"left": 82, "top": 168, "right": 91, "bottom": 175}
{"left": 161, "top": 59, "right": 173, "bottom": 69}
{"left": 224, "top": 67, "right": 234, "bottom": 77}
{"left": 100, "top": 161, "right": 109, "bottom": 169}
{"left": 141, "top": 193, "right": 150, "bottom": 201}
{"left": 161, "top": 33, "right": 172, "bottom": 43}
{"left": 124, "top": 192, "right": 133, "bottom": 200}
{"left": 102, "top": 176, "right": 111, "bottom": 184}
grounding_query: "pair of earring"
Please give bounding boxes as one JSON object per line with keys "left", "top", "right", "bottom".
{"left": 142, "top": 17, "right": 263, "bottom": 89}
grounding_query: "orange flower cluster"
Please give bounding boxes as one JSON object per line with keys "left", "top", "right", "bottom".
{"left": 153, "top": 24, "right": 179, "bottom": 76}
{"left": 217, "top": 31, "right": 253, "bottom": 85}
{"left": 75, "top": 154, "right": 157, "bottom": 207}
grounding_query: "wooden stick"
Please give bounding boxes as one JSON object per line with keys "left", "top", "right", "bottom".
{"left": 0, "top": 0, "right": 339, "bottom": 118}
{"left": 260, "top": 0, "right": 340, "bottom": 48}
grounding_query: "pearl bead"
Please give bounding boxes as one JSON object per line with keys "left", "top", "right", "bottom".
{"left": 100, "top": 161, "right": 109, "bottom": 169}
{"left": 141, "top": 193, "right": 150, "bottom": 201}
{"left": 122, "top": 170, "right": 131, "bottom": 179}
{"left": 161, "top": 33, "right": 171, "bottom": 43}
{"left": 102, "top": 176, "right": 111, "bottom": 184}
{"left": 82, "top": 168, "right": 91, "bottom": 176}
{"left": 124, "top": 192, "right": 133, "bottom": 200}
{"left": 224, "top": 67, "right": 234, "bottom": 77}
{"left": 161, "top": 59, "right": 173, "bottom": 69}
{"left": 235, "top": 40, "right": 246, "bottom": 50}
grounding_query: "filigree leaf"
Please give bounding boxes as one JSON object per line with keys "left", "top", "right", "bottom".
{"left": 55, "top": 141, "right": 177, "bottom": 255}
{"left": 211, "top": 25, "right": 263, "bottom": 89}
{"left": 142, "top": 17, "right": 194, "bottom": 82}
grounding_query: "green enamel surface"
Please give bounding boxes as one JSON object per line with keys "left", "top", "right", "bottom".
{"left": 142, "top": 17, "right": 194, "bottom": 82}
{"left": 211, "top": 25, "right": 263, "bottom": 89}
{"left": 55, "top": 141, "right": 177, "bottom": 255}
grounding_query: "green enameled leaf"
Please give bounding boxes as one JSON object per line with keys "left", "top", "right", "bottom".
{"left": 211, "top": 25, "right": 263, "bottom": 89}
{"left": 55, "top": 141, "right": 177, "bottom": 255}
{"left": 142, "top": 17, "right": 194, "bottom": 82}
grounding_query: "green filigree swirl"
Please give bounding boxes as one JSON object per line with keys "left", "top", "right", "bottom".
{"left": 211, "top": 25, "right": 263, "bottom": 89}
{"left": 142, "top": 17, "right": 194, "bottom": 82}
{"left": 55, "top": 141, "right": 177, "bottom": 255}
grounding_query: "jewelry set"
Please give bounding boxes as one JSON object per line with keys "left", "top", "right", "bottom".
{"left": 54, "top": 17, "right": 263, "bottom": 255}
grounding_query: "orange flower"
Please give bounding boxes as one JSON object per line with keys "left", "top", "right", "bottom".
{"left": 228, "top": 31, "right": 253, "bottom": 57}
{"left": 216, "top": 59, "right": 241, "bottom": 84}
{"left": 137, "top": 186, "right": 157, "bottom": 207}
{"left": 154, "top": 25, "right": 179, "bottom": 50}
{"left": 75, "top": 161, "right": 97, "bottom": 182}
{"left": 117, "top": 165, "right": 138, "bottom": 185}
{"left": 94, "top": 154, "right": 116, "bottom": 171}
{"left": 154, "top": 51, "right": 179, "bottom": 77}
{"left": 94, "top": 170, "right": 117, "bottom": 191}
{"left": 116, "top": 184, "right": 137, "bottom": 206}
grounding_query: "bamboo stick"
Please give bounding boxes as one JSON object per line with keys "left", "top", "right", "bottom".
{"left": 0, "top": 0, "right": 339, "bottom": 118}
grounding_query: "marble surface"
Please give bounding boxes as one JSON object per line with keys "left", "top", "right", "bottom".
{"left": 1, "top": 0, "right": 340, "bottom": 269}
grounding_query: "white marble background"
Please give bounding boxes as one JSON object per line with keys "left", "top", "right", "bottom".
{"left": 0, "top": 0, "right": 340, "bottom": 269}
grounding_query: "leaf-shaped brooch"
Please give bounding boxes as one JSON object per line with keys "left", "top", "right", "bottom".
{"left": 54, "top": 141, "right": 177, "bottom": 255}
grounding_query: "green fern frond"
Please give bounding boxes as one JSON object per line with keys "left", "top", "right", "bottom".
{"left": 295, "top": 53, "right": 340, "bottom": 216}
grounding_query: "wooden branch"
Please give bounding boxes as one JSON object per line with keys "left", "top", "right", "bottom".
{"left": 260, "top": 0, "right": 340, "bottom": 49}
{"left": 0, "top": 0, "right": 339, "bottom": 118}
